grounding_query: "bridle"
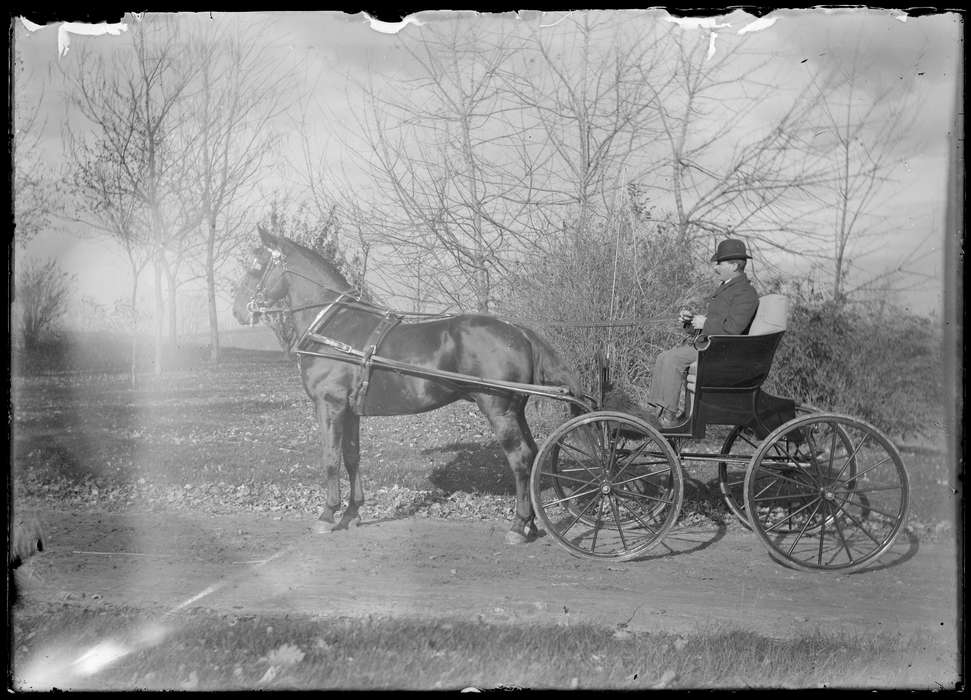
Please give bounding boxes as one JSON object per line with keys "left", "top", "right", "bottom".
{"left": 245, "top": 249, "right": 289, "bottom": 320}
{"left": 244, "top": 248, "right": 364, "bottom": 327}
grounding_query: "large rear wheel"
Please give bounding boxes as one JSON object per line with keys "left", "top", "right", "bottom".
{"left": 530, "top": 411, "right": 684, "bottom": 561}
{"left": 744, "top": 413, "right": 908, "bottom": 573}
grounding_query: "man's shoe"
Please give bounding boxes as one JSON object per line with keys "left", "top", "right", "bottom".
{"left": 658, "top": 409, "right": 685, "bottom": 429}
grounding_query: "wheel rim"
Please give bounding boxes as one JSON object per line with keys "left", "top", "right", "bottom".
{"left": 744, "top": 414, "right": 909, "bottom": 573}
{"left": 531, "top": 411, "right": 684, "bottom": 561}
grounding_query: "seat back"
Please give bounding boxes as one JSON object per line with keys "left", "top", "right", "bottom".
{"left": 686, "top": 331, "right": 786, "bottom": 437}
{"left": 680, "top": 294, "right": 789, "bottom": 437}
{"left": 747, "top": 293, "right": 788, "bottom": 335}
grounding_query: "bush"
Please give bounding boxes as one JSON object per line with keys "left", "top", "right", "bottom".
{"left": 499, "top": 217, "right": 708, "bottom": 394}
{"left": 501, "top": 224, "right": 943, "bottom": 439}
{"left": 767, "top": 300, "right": 943, "bottom": 439}
{"left": 13, "top": 258, "right": 74, "bottom": 351}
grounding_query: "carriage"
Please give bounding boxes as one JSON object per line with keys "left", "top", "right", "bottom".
{"left": 235, "top": 230, "right": 910, "bottom": 575}
{"left": 529, "top": 301, "right": 910, "bottom": 573}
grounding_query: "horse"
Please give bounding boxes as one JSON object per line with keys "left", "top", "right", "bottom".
{"left": 232, "top": 226, "right": 586, "bottom": 544}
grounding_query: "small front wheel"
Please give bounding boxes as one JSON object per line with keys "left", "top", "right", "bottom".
{"left": 744, "top": 413, "right": 908, "bottom": 573}
{"left": 530, "top": 411, "right": 684, "bottom": 561}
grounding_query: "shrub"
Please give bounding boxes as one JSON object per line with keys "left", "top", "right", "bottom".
{"left": 498, "top": 217, "right": 708, "bottom": 395}
{"left": 767, "top": 300, "right": 943, "bottom": 439}
{"left": 13, "top": 258, "right": 75, "bottom": 351}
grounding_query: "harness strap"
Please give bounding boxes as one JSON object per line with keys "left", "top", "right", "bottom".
{"left": 353, "top": 311, "right": 402, "bottom": 413}
{"left": 294, "top": 292, "right": 355, "bottom": 354}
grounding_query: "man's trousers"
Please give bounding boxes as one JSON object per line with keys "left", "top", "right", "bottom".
{"left": 647, "top": 343, "right": 698, "bottom": 413}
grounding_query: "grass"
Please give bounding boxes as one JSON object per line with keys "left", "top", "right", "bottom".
{"left": 11, "top": 601, "right": 951, "bottom": 690}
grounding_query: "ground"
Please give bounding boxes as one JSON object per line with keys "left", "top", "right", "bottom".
{"left": 14, "top": 504, "right": 959, "bottom": 654}
{"left": 9, "top": 348, "right": 961, "bottom": 689}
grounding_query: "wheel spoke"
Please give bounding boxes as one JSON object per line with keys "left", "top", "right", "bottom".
{"left": 750, "top": 490, "right": 820, "bottom": 503}
{"left": 544, "top": 485, "right": 601, "bottom": 508}
{"left": 607, "top": 495, "right": 628, "bottom": 550}
{"left": 538, "top": 470, "right": 598, "bottom": 488}
{"left": 616, "top": 497, "right": 662, "bottom": 536}
{"left": 613, "top": 486, "right": 678, "bottom": 507}
{"left": 761, "top": 496, "right": 824, "bottom": 534}
{"left": 556, "top": 437, "right": 601, "bottom": 467}
{"left": 589, "top": 496, "right": 606, "bottom": 553}
{"left": 787, "top": 499, "right": 824, "bottom": 557}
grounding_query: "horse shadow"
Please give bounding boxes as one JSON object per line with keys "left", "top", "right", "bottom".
{"left": 421, "top": 441, "right": 517, "bottom": 496}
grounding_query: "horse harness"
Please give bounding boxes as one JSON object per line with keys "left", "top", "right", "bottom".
{"left": 247, "top": 250, "right": 405, "bottom": 413}
{"left": 294, "top": 292, "right": 402, "bottom": 413}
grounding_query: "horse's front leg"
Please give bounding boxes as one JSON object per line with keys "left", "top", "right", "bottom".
{"left": 334, "top": 411, "right": 364, "bottom": 530}
{"left": 478, "top": 397, "right": 538, "bottom": 545}
{"left": 313, "top": 400, "right": 346, "bottom": 534}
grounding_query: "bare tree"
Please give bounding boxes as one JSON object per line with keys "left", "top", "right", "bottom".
{"left": 796, "top": 42, "right": 928, "bottom": 305}
{"left": 621, "top": 24, "right": 839, "bottom": 260}
{"left": 11, "top": 62, "right": 62, "bottom": 248}
{"left": 63, "top": 140, "right": 151, "bottom": 384}
{"left": 323, "top": 19, "right": 542, "bottom": 312}
{"left": 183, "top": 15, "right": 291, "bottom": 361}
{"left": 498, "top": 13, "right": 669, "bottom": 252}
{"left": 63, "top": 16, "right": 202, "bottom": 374}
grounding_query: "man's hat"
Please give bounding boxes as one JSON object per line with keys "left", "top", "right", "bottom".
{"left": 711, "top": 238, "right": 752, "bottom": 262}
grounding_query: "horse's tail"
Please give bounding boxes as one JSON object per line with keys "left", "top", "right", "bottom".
{"left": 517, "top": 325, "right": 587, "bottom": 416}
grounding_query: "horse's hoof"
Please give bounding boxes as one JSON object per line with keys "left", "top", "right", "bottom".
{"left": 313, "top": 520, "right": 335, "bottom": 535}
{"left": 505, "top": 530, "right": 529, "bottom": 545}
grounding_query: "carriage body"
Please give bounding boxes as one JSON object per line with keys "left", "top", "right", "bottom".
{"left": 663, "top": 331, "right": 795, "bottom": 440}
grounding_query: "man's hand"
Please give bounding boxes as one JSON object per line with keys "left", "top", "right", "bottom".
{"left": 691, "top": 314, "right": 707, "bottom": 330}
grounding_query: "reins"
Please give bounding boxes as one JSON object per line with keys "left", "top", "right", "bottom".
{"left": 248, "top": 248, "right": 682, "bottom": 334}
{"left": 247, "top": 250, "right": 453, "bottom": 327}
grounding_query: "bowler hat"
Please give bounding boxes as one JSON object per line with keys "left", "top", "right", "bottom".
{"left": 711, "top": 238, "right": 752, "bottom": 262}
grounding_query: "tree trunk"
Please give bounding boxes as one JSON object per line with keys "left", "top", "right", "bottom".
{"left": 153, "top": 253, "right": 165, "bottom": 376}
{"left": 165, "top": 261, "right": 178, "bottom": 349}
{"left": 129, "top": 274, "right": 139, "bottom": 387}
{"left": 206, "top": 217, "right": 221, "bottom": 362}
{"left": 475, "top": 262, "right": 490, "bottom": 312}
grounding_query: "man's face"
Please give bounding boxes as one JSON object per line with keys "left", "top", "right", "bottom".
{"left": 713, "top": 260, "right": 739, "bottom": 283}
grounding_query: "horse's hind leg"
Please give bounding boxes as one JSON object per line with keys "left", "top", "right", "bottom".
{"left": 334, "top": 411, "right": 364, "bottom": 530}
{"left": 313, "top": 400, "right": 346, "bottom": 534}
{"left": 477, "top": 395, "right": 538, "bottom": 545}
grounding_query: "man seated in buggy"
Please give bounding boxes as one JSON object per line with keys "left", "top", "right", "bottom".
{"left": 647, "top": 238, "right": 759, "bottom": 428}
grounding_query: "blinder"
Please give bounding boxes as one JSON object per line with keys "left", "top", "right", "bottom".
{"left": 246, "top": 249, "right": 289, "bottom": 322}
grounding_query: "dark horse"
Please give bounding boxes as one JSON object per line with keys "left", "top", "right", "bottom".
{"left": 232, "top": 227, "right": 585, "bottom": 544}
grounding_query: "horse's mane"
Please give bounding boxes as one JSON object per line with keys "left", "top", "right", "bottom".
{"left": 278, "top": 236, "right": 352, "bottom": 290}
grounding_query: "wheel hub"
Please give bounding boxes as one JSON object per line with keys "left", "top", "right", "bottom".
{"left": 600, "top": 483, "right": 612, "bottom": 495}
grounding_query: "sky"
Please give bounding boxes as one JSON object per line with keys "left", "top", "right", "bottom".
{"left": 11, "top": 9, "right": 962, "bottom": 326}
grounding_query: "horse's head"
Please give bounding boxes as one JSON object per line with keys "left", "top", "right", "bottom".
{"left": 231, "top": 226, "right": 290, "bottom": 325}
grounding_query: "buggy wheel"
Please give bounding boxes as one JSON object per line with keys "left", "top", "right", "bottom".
{"left": 719, "top": 404, "right": 843, "bottom": 528}
{"left": 744, "top": 413, "right": 908, "bottom": 573}
{"left": 530, "top": 410, "right": 684, "bottom": 561}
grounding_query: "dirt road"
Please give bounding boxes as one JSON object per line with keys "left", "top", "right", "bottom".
{"left": 16, "top": 506, "right": 959, "bottom": 660}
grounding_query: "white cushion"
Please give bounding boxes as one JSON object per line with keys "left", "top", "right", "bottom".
{"left": 748, "top": 294, "right": 789, "bottom": 335}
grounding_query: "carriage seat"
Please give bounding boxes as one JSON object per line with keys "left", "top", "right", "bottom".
{"left": 685, "top": 294, "right": 788, "bottom": 395}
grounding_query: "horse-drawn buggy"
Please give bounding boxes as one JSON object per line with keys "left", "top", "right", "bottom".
{"left": 235, "top": 229, "right": 909, "bottom": 575}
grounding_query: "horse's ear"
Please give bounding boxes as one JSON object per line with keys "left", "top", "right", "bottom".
{"left": 257, "top": 225, "right": 279, "bottom": 251}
